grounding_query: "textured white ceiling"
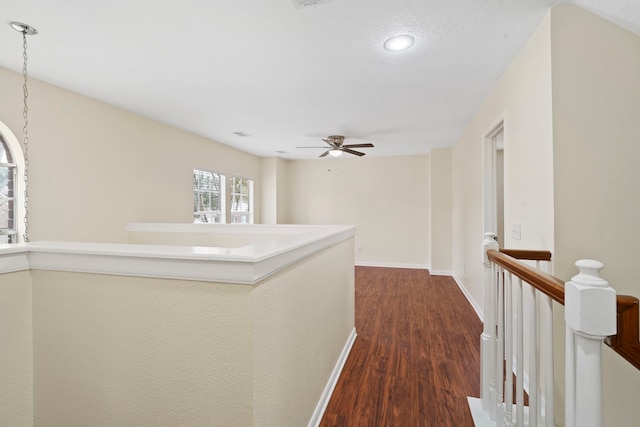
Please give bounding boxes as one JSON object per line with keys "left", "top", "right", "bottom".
{"left": 2, "top": 0, "right": 639, "bottom": 159}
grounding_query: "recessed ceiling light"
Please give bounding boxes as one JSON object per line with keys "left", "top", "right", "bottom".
{"left": 383, "top": 34, "right": 415, "bottom": 52}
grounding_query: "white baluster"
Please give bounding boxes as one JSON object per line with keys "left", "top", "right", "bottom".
{"left": 543, "top": 294, "right": 554, "bottom": 426}
{"left": 536, "top": 293, "right": 542, "bottom": 424}
{"left": 528, "top": 285, "right": 538, "bottom": 427}
{"left": 504, "top": 272, "right": 514, "bottom": 426}
{"left": 496, "top": 266, "right": 505, "bottom": 425}
{"left": 515, "top": 277, "right": 524, "bottom": 427}
{"left": 490, "top": 261, "right": 498, "bottom": 420}
{"left": 565, "top": 260, "right": 616, "bottom": 427}
{"left": 482, "top": 232, "right": 499, "bottom": 414}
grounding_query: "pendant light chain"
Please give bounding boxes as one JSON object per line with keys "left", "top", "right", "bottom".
{"left": 21, "top": 30, "right": 31, "bottom": 243}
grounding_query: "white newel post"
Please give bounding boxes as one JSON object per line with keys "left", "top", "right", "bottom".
{"left": 564, "top": 259, "right": 616, "bottom": 427}
{"left": 481, "top": 232, "right": 499, "bottom": 414}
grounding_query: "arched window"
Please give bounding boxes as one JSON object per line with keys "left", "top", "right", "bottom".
{"left": 0, "top": 121, "right": 25, "bottom": 243}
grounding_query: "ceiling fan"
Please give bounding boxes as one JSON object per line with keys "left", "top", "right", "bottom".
{"left": 297, "top": 135, "right": 374, "bottom": 157}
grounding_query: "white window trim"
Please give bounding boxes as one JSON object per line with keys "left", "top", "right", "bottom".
{"left": 230, "top": 176, "right": 254, "bottom": 224}
{"left": 193, "top": 169, "right": 226, "bottom": 224}
{"left": 0, "top": 120, "right": 25, "bottom": 243}
{"left": 193, "top": 170, "right": 255, "bottom": 225}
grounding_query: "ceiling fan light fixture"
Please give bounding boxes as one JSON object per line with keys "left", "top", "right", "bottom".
{"left": 383, "top": 34, "right": 415, "bottom": 51}
{"left": 329, "top": 149, "right": 342, "bottom": 157}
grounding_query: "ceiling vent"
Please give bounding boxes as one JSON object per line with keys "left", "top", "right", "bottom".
{"left": 233, "top": 131, "right": 253, "bottom": 138}
{"left": 290, "top": 0, "right": 331, "bottom": 9}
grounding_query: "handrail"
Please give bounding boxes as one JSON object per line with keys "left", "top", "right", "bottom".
{"left": 487, "top": 249, "right": 565, "bottom": 304}
{"left": 489, "top": 248, "right": 640, "bottom": 371}
{"left": 605, "top": 295, "right": 640, "bottom": 370}
{"left": 499, "top": 248, "right": 552, "bottom": 262}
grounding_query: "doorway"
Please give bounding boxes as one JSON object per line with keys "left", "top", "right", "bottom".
{"left": 483, "top": 122, "right": 505, "bottom": 247}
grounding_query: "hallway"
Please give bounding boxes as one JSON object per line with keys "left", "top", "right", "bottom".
{"left": 320, "top": 267, "right": 482, "bottom": 427}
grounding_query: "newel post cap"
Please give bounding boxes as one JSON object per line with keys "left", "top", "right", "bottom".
{"left": 483, "top": 232, "right": 497, "bottom": 244}
{"left": 565, "top": 259, "right": 616, "bottom": 337}
{"left": 483, "top": 232, "right": 498, "bottom": 263}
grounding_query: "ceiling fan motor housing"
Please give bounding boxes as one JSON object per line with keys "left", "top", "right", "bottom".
{"left": 325, "top": 135, "right": 345, "bottom": 147}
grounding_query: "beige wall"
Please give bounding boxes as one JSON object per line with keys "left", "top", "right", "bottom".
{"left": 452, "top": 12, "right": 554, "bottom": 309}
{"left": 429, "top": 148, "right": 453, "bottom": 272}
{"left": 252, "top": 239, "right": 354, "bottom": 426}
{"left": 275, "top": 157, "right": 292, "bottom": 224}
{"left": 27, "top": 238, "right": 354, "bottom": 427}
{"left": 259, "top": 157, "right": 278, "bottom": 224}
{"left": 550, "top": 5, "right": 640, "bottom": 425}
{"left": 288, "top": 155, "right": 430, "bottom": 267}
{"left": 260, "top": 157, "right": 292, "bottom": 225}
{"left": 0, "top": 271, "right": 32, "bottom": 427}
{"left": 32, "top": 271, "right": 254, "bottom": 427}
{"left": 454, "top": 5, "right": 640, "bottom": 425}
{"left": 260, "top": 157, "right": 278, "bottom": 224}
{"left": 0, "top": 67, "right": 262, "bottom": 243}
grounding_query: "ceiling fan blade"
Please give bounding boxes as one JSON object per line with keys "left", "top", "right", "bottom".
{"left": 296, "top": 146, "right": 329, "bottom": 148}
{"left": 321, "top": 138, "right": 337, "bottom": 148}
{"left": 319, "top": 150, "right": 330, "bottom": 157}
{"left": 343, "top": 148, "right": 366, "bottom": 157}
{"left": 343, "top": 143, "right": 374, "bottom": 148}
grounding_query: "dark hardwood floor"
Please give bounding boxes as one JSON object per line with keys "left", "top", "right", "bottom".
{"left": 320, "top": 267, "right": 483, "bottom": 427}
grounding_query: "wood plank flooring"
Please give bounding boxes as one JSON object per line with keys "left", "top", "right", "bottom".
{"left": 320, "top": 267, "right": 483, "bottom": 427}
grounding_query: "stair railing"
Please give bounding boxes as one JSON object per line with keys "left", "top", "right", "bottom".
{"left": 470, "top": 232, "right": 639, "bottom": 427}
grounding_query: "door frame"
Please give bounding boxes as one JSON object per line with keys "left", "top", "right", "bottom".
{"left": 483, "top": 121, "right": 504, "bottom": 245}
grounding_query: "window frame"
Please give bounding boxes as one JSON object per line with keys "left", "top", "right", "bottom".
{"left": 0, "top": 139, "right": 17, "bottom": 243}
{"left": 0, "top": 121, "right": 24, "bottom": 243}
{"left": 230, "top": 176, "right": 254, "bottom": 224}
{"left": 192, "top": 170, "right": 255, "bottom": 225}
{"left": 193, "top": 169, "right": 226, "bottom": 224}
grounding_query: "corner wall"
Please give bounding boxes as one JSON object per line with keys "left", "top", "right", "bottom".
{"left": 288, "top": 155, "right": 430, "bottom": 268}
{"left": 252, "top": 239, "right": 355, "bottom": 426}
{"left": 550, "top": 5, "right": 640, "bottom": 425}
{"left": 429, "top": 148, "right": 453, "bottom": 273}
{"left": 0, "top": 271, "right": 32, "bottom": 427}
{"left": 452, "top": 12, "right": 554, "bottom": 307}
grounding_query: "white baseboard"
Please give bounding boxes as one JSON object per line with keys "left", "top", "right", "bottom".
{"left": 452, "top": 273, "right": 484, "bottom": 322}
{"left": 355, "top": 261, "right": 429, "bottom": 270}
{"left": 307, "top": 327, "right": 357, "bottom": 427}
{"left": 430, "top": 269, "right": 453, "bottom": 276}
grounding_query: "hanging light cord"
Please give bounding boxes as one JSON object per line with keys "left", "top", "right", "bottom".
{"left": 21, "top": 30, "right": 31, "bottom": 243}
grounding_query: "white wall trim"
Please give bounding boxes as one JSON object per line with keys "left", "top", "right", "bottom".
{"left": 452, "top": 274, "right": 484, "bottom": 321}
{"left": 0, "top": 246, "right": 31, "bottom": 274}
{"left": 127, "top": 222, "right": 324, "bottom": 235}
{"left": 355, "top": 261, "right": 429, "bottom": 270}
{"left": 430, "top": 270, "right": 453, "bottom": 276}
{"left": 308, "top": 327, "right": 357, "bottom": 427}
{"left": 0, "top": 224, "right": 356, "bottom": 285}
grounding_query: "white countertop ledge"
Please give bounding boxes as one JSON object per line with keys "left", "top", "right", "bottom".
{"left": 0, "top": 224, "right": 356, "bottom": 285}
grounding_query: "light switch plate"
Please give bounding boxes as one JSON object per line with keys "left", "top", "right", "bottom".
{"left": 512, "top": 223, "right": 521, "bottom": 241}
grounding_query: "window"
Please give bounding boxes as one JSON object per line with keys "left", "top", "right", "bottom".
{"left": 230, "top": 177, "right": 254, "bottom": 224}
{"left": 0, "top": 135, "right": 16, "bottom": 243}
{"left": 193, "top": 169, "right": 225, "bottom": 223}
{"left": 193, "top": 170, "right": 254, "bottom": 224}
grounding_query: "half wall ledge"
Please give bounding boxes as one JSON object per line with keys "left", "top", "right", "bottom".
{"left": 0, "top": 224, "right": 357, "bottom": 284}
